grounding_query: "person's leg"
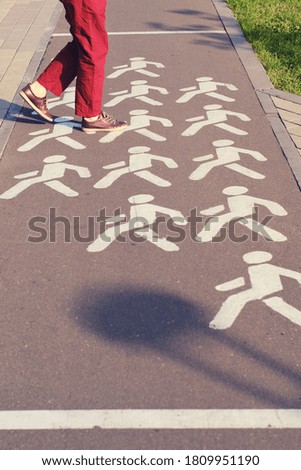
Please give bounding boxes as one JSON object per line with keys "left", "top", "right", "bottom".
{"left": 21, "top": 0, "right": 127, "bottom": 129}
{"left": 20, "top": 1, "right": 78, "bottom": 121}
{"left": 72, "top": 0, "right": 108, "bottom": 117}
{"left": 36, "top": 41, "right": 78, "bottom": 97}
{"left": 36, "top": 1, "right": 79, "bottom": 96}
{"left": 73, "top": 0, "right": 127, "bottom": 130}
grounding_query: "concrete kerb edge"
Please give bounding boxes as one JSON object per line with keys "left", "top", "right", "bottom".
{"left": 212, "top": 0, "right": 301, "bottom": 190}
{"left": 0, "top": 3, "right": 63, "bottom": 160}
{"left": 263, "top": 88, "right": 301, "bottom": 106}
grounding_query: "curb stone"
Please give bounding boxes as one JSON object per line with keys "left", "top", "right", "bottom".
{"left": 213, "top": 0, "right": 301, "bottom": 190}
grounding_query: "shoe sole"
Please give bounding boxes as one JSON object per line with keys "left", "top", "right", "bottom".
{"left": 19, "top": 90, "right": 54, "bottom": 123}
{"left": 82, "top": 125, "right": 128, "bottom": 134}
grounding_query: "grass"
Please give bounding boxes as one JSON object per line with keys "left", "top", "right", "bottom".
{"left": 227, "top": 0, "right": 301, "bottom": 95}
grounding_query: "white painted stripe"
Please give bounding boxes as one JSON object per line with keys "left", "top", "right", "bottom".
{"left": 52, "top": 30, "right": 226, "bottom": 37}
{"left": 0, "top": 409, "right": 301, "bottom": 430}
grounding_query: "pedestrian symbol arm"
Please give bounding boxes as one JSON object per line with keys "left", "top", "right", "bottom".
{"left": 14, "top": 170, "right": 39, "bottom": 179}
{"left": 150, "top": 62, "right": 164, "bottom": 68}
{"left": 237, "top": 148, "right": 267, "bottom": 161}
{"left": 229, "top": 111, "right": 250, "bottom": 121}
{"left": 66, "top": 164, "right": 91, "bottom": 178}
{"left": 109, "top": 89, "right": 128, "bottom": 96}
{"left": 226, "top": 84, "right": 238, "bottom": 90}
{"left": 278, "top": 268, "right": 301, "bottom": 285}
{"left": 216, "top": 276, "right": 245, "bottom": 292}
{"left": 186, "top": 115, "right": 205, "bottom": 123}
{"left": 156, "top": 207, "right": 187, "bottom": 225}
{"left": 200, "top": 204, "right": 225, "bottom": 216}
{"left": 179, "top": 86, "right": 196, "bottom": 92}
{"left": 151, "top": 156, "right": 178, "bottom": 168}
{"left": 151, "top": 117, "right": 173, "bottom": 127}
{"left": 252, "top": 197, "right": 288, "bottom": 216}
{"left": 193, "top": 154, "right": 214, "bottom": 162}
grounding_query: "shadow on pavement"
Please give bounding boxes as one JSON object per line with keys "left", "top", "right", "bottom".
{"left": 0, "top": 99, "right": 51, "bottom": 126}
{"left": 72, "top": 286, "right": 301, "bottom": 408}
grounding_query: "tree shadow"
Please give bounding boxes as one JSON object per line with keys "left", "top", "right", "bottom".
{"left": 168, "top": 9, "right": 203, "bottom": 16}
{"left": 72, "top": 286, "right": 301, "bottom": 408}
{"left": 144, "top": 8, "right": 232, "bottom": 52}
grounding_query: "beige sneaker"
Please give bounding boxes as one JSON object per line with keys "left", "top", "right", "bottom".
{"left": 19, "top": 84, "right": 53, "bottom": 122}
{"left": 82, "top": 111, "right": 128, "bottom": 133}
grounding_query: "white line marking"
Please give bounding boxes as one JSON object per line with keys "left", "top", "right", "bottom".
{"left": 52, "top": 30, "right": 226, "bottom": 37}
{"left": 0, "top": 410, "right": 300, "bottom": 430}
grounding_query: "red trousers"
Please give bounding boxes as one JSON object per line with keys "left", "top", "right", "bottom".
{"left": 38, "top": 0, "right": 108, "bottom": 117}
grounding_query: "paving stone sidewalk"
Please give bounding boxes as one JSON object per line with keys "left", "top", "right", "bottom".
{"left": 270, "top": 91, "right": 301, "bottom": 157}
{"left": 0, "top": 0, "right": 60, "bottom": 123}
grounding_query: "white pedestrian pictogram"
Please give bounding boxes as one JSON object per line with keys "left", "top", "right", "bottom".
{"left": 189, "top": 139, "right": 267, "bottom": 181}
{"left": 182, "top": 104, "right": 251, "bottom": 137}
{"left": 0, "top": 155, "right": 91, "bottom": 199}
{"left": 99, "top": 109, "right": 173, "bottom": 143}
{"left": 18, "top": 117, "right": 85, "bottom": 152}
{"left": 94, "top": 146, "right": 178, "bottom": 188}
{"left": 197, "top": 186, "right": 287, "bottom": 242}
{"left": 47, "top": 87, "right": 75, "bottom": 110}
{"left": 107, "top": 57, "right": 165, "bottom": 79}
{"left": 210, "top": 251, "right": 301, "bottom": 330}
{"left": 177, "top": 77, "right": 238, "bottom": 103}
{"left": 104, "top": 80, "right": 169, "bottom": 107}
{"left": 87, "top": 194, "right": 187, "bottom": 253}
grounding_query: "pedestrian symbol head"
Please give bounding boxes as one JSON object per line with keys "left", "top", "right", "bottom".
{"left": 243, "top": 251, "right": 273, "bottom": 264}
{"left": 204, "top": 104, "right": 222, "bottom": 110}
{"left": 131, "top": 80, "right": 147, "bottom": 85}
{"left": 130, "top": 110, "right": 149, "bottom": 116}
{"left": 129, "top": 146, "right": 151, "bottom": 154}
{"left": 223, "top": 186, "right": 248, "bottom": 196}
{"left": 213, "top": 139, "right": 234, "bottom": 147}
{"left": 196, "top": 77, "right": 213, "bottom": 82}
{"left": 128, "top": 194, "right": 154, "bottom": 204}
{"left": 43, "top": 155, "right": 66, "bottom": 163}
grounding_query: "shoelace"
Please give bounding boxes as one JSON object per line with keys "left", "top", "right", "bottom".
{"left": 101, "top": 111, "right": 117, "bottom": 124}
{"left": 42, "top": 97, "right": 49, "bottom": 109}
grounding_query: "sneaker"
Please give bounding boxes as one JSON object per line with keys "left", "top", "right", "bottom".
{"left": 19, "top": 84, "right": 53, "bottom": 122}
{"left": 82, "top": 111, "right": 128, "bottom": 133}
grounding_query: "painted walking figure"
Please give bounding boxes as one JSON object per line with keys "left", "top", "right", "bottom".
{"left": 0, "top": 155, "right": 91, "bottom": 199}
{"left": 197, "top": 186, "right": 287, "bottom": 242}
{"left": 19, "top": 0, "right": 127, "bottom": 133}
{"left": 94, "top": 146, "right": 178, "bottom": 188}
{"left": 182, "top": 104, "right": 251, "bottom": 137}
{"left": 189, "top": 139, "right": 267, "bottom": 181}
{"left": 107, "top": 57, "right": 165, "bottom": 79}
{"left": 104, "top": 80, "right": 169, "bottom": 107}
{"left": 18, "top": 117, "right": 85, "bottom": 152}
{"left": 210, "top": 251, "right": 301, "bottom": 330}
{"left": 177, "top": 77, "right": 238, "bottom": 103}
{"left": 87, "top": 194, "right": 187, "bottom": 253}
{"left": 99, "top": 109, "right": 173, "bottom": 143}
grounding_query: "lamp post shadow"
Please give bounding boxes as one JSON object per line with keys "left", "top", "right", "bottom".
{"left": 72, "top": 286, "right": 301, "bottom": 408}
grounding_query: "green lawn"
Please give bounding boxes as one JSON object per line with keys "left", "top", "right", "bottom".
{"left": 227, "top": 0, "right": 301, "bottom": 95}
